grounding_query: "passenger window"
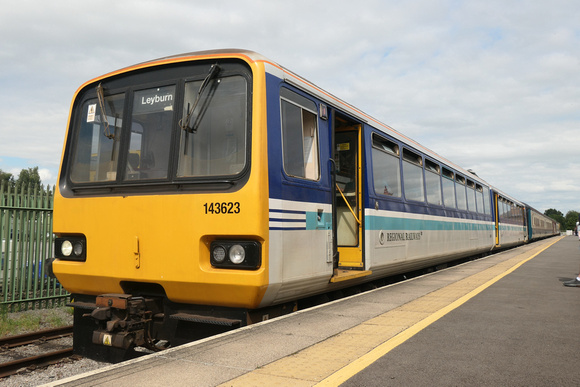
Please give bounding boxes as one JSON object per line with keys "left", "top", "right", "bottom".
{"left": 456, "top": 175, "right": 467, "bottom": 211}
{"left": 482, "top": 186, "right": 491, "bottom": 215}
{"left": 442, "top": 168, "right": 456, "bottom": 208}
{"left": 280, "top": 88, "right": 320, "bottom": 180}
{"left": 402, "top": 149, "right": 424, "bottom": 202}
{"left": 476, "top": 184, "right": 485, "bottom": 214}
{"left": 425, "top": 160, "right": 442, "bottom": 205}
{"left": 466, "top": 180, "right": 477, "bottom": 212}
{"left": 500, "top": 199, "right": 507, "bottom": 220}
{"left": 372, "top": 134, "right": 401, "bottom": 197}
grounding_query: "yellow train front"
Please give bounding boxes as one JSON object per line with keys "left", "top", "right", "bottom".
{"left": 51, "top": 51, "right": 278, "bottom": 361}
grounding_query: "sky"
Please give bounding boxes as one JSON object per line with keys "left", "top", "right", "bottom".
{"left": 1, "top": 0, "right": 579, "bottom": 215}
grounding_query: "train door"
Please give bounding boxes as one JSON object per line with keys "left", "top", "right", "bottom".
{"left": 330, "top": 115, "right": 371, "bottom": 282}
{"left": 494, "top": 192, "right": 500, "bottom": 246}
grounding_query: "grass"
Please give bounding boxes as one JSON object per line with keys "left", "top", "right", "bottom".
{"left": 0, "top": 306, "right": 74, "bottom": 337}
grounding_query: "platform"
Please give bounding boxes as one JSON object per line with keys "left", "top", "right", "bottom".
{"left": 47, "top": 235, "right": 579, "bottom": 386}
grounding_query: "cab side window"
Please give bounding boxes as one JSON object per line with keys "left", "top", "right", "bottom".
{"left": 280, "top": 88, "right": 320, "bottom": 180}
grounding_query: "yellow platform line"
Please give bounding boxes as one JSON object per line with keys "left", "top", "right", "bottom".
{"left": 220, "top": 237, "right": 563, "bottom": 387}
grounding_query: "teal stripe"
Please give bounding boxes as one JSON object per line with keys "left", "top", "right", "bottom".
{"left": 366, "top": 215, "right": 496, "bottom": 232}
{"left": 303, "top": 211, "right": 524, "bottom": 233}
{"left": 306, "top": 211, "right": 332, "bottom": 230}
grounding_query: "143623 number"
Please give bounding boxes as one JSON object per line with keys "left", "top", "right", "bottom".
{"left": 204, "top": 202, "right": 240, "bottom": 214}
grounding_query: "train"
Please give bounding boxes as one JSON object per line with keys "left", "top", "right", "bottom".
{"left": 47, "top": 49, "right": 559, "bottom": 361}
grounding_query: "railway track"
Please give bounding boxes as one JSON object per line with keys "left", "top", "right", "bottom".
{"left": 0, "top": 325, "right": 74, "bottom": 378}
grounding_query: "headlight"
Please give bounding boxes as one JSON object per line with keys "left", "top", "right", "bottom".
{"left": 55, "top": 236, "right": 87, "bottom": 261}
{"left": 210, "top": 240, "right": 261, "bottom": 270}
{"left": 61, "top": 240, "right": 73, "bottom": 257}
{"left": 229, "top": 245, "right": 245, "bottom": 264}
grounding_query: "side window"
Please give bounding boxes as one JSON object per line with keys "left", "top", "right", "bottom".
{"left": 456, "top": 175, "right": 467, "bottom": 211}
{"left": 372, "top": 134, "right": 401, "bottom": 197}
{"left": 402, "top": 149, "right": 424, "bottom": 202}
{"left": 483, "top": 186, "right": 491, "bottom": 215}
{"left": 499, "top": 199, "right": 507, "bottom": 221}
{"left": 476, "top": 184, "right": 485, "bottom": 214}
{"left": 442, "top": 168, "right": 456, "bottom": 208}
{"left": 425, "top": 160, "right": 442, "bottom": 205}
{"left": 466, "top": 180, "right": 477, "bottom": 212}
{"left": 280, "top": 88, "right": 320, "bottom": 180}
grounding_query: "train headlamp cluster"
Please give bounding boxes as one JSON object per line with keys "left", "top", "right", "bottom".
{"left": 55, "top": 236, "right": 86, "bottom": 261}
{"left": 210, "top": 240, "right": 261, "bottom": 270}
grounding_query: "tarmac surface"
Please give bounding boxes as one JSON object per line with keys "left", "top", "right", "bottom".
{"left": 46, "top": 235, "right": 578, "bottom": 386}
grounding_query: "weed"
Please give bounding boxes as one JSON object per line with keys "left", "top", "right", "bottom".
{"left": 0, "top": 307, "right": 73, "bottom": 337}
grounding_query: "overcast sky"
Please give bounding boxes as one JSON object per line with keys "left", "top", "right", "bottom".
{"left": 1, "top": 0, "right": 579, "bottom": 215}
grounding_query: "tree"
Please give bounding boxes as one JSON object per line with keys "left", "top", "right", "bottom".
{"left": 16, "top": 167, "right": 42, "bottom": 189}
{"left": 564, "top": 210, "right": 580, "bottom": 231}
{"left": 545, "top": 208, "right": 565, "bottom": 229}
{"left": 0, "top": 169, "right": 14, "bottom": 188}
{"left": 0, "top": 167, "right": 43, "bottom": 192}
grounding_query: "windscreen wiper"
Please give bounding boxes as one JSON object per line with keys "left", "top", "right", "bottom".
{"left": 179, "top": 63, "right": 221, "bottom": 133}
{"left": 96, "top": 83, "right": 115, "bottom": 139}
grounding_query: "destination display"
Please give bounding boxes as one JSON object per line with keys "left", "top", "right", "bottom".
{"left": 133, "top": 86, "right": 175, "bottom": 114}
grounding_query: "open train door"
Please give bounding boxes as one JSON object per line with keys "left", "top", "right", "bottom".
{"left": 330, "top": 114, "right": 371, "bottom": 283}
{"left": 494, "top": 192, "right": 500, "bottom": 247}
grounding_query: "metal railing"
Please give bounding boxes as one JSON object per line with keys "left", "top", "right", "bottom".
{"left": 0, "top": 182, "right": 68, "bottom": 312}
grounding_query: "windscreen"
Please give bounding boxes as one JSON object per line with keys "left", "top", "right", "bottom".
{"left": 66, "top": 61, "right": 250, "bottom": 191}
{"left": 71, "top": 93, "right": 125, "bottom": 183}
{"left": 177, "top": 76, "right": 247, "bottom": 177}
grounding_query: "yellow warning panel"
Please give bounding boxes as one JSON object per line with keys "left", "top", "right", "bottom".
{"left": 103, "top": 334, "right": 112, "bottom": 346}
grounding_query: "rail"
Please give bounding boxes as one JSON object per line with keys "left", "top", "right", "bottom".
{"left": 0, "top": 348, "right": 74, "bottom": 378}
{"left": 0, "top": 325, "right": 73, "bottom": 348}
{"left": 0, "top": 325, "right": 75, "bottom": 378}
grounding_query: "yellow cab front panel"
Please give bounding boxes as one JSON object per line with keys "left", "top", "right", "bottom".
{"left": 52, "top": 51, "right": 269, "bottom": 309}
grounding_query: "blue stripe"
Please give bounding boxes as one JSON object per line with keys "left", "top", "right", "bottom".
{"left": 269, "top": 209, "right": 306, "bottom": 215}
{"left": 269, "top": 218, "right": 305, "bottom": 223}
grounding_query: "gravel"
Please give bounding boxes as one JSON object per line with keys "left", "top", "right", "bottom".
{"left": 1, "top": 356, "right": 108, "bottom": 386}
{"left": 0, "top": 308, "right": 109, "bottom": 386}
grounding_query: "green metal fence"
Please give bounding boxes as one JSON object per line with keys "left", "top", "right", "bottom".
{"left": 0, "top": 182, "right": 68, "bottom": 311}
